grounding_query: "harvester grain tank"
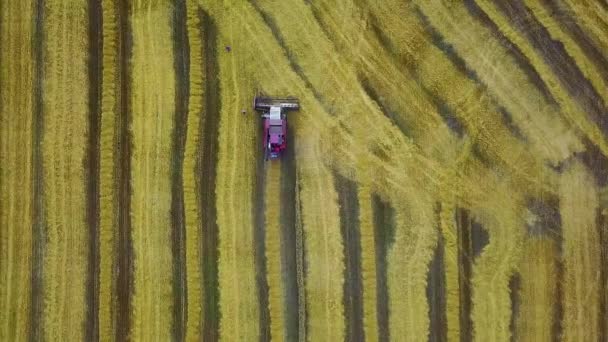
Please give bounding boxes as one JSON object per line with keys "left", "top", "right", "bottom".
{"left": 253, "top": 96, "right": 299, "bottom": 160}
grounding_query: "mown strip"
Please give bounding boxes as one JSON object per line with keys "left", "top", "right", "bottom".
{"left": 280, "top": 133, "right": 300, "bottom": 341}
{"left": 264, "top": 163, "right": 287, "bottom": 341}
{"left": 171, "top": 0, "right": 189, "bottom": 339}
{"left": 98, "top": 0, "right": 120, "bottom": 338}
{"left": 30, "top": 0, "right": 45, "bottom": 340}
{"left": 335, "top": 173, "right": 364, "bottom": 342}
{"left": 86, "top": 0, "right": 102, "bottom": 338}
{"left": 129, "top": 1, "right": 176, "bottom": 340}
{"left": 0, "top": 2, "right": 35, "bottom": 340}
{"left": 356, "top": 178, "right": 379, "bottom": 342}
{"left": 472, "top": 0, "right": 608, "bottom": 156}
{"left": 427, "top": 219, "right": 447, "bottom": 342}
{"left": 523, "top": 0, "right": 608, "bottom": 104}
{"left": 388, "top": 200, "right": 437, "bottom": 342}
{"left": 41, "top": 1, "right": 90, "bottom": 340}
{"left": 559, "top": 161, "right": 602, "bottom": 341}
{"left": 372, "top": 195, "right": 394, "bottom": 342}
{"left": 414, "top": 0, "right": 584, "bottom": 165}
{"left": 183, "top": 0, "right": 204, "bottom": 340}
{"left": 200, "top": 2, "right": 260, "bottom": 340}
{"left": 514, "top": 237, "right": 558, "bottom": 341}
{"left": 198, "top": 9, "right": 221, "bottom": 341}
{"left": 115, "top": 0, "right": 133, "bottom": 339}
{"left": 491, "top": 0, "right": 608, "bottom": 134}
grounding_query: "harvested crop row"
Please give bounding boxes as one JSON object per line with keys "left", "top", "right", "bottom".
{"left": 387, "top": 199, "right": 437, "bottom": 342}
{"left": 473, "top": 0, "right": 608, "bottom": 157}
{"left": 0, "top": 2, "right": 35, "bottom": 340}
{"left": 413, "top": 0, "right": 584, "bottom": 164}
{"left": 559, "top": 0, "right": 608, "bottom": 56}
{"left": 98, "top": 0, "right": 119, "bottom": 337}
{"left": 438, "top": 200, "right": 460, "bottom": 341}
{"left": 264, "top": 162, "right": 286, "bottom": 341}
{"left": 298, "top": 158, "right": 345, "bottom": 342}
{"left": 515, "top": 237, "right": 558, "bottom": 341}
{"left": 356, "top": 179, "right": 378, "bottom": 342}
{"left": 523, "top": 0, "right": 608, "bottom": 105}
{"left": 198, "top": 2, "right": 261, "bottom": 340}
{"left": 129, "top": 1, "right": 175, "bottom": 340}
{"left": 359, "top": 0, "right": 554, "bottom": 191}
{"left": 41, "top": 1, "right": 89, "bottom": 341}
{"left": 301, "top": 0, "right": 460, "bottom": 162}
{"left": 559, "top": 161, "right": 602, "bottom": 341}
{"left": 183, "top": 0, "right": 204, "bottom": 340}
{"left": 469, "top": 186, "right": 524, "bottom": 341}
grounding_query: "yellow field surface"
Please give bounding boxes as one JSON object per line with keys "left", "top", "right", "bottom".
{"left": 515, "top": 237, "right": 558, "bottom": 342}
{"left": 1, "top": 0, "right": 607, "bottom": 340}
{"left": 560, "top": 161, "right": 601, "bottom": 341}
{"left": 0, "top": 2, "right": 35, "bottom": 340}
{"left": 129, "top": 1, "right": 175, "bottom": 340}
{"left": 41, "top": 1, "right": 89, "bottom": 341}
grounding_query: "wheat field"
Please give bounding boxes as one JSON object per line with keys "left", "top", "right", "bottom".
{"left": 1, "top": 0, "right": 607, "bottom": 341}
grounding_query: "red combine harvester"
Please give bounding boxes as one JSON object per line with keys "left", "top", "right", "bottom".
{"left": 253, "top": 96, "right": 299, "bottom": 160}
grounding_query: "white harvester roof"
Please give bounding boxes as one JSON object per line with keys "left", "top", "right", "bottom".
{"left": 269, "top": 106, "right": 282, "bottom": 120}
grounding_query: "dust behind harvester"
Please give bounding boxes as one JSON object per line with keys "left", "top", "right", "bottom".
{"left": 253, "top": 96, "right": 300, "bottom": 160}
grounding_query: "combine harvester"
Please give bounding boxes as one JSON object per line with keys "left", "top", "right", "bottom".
{"left": 253, "top": 96, "right": 300, "bottom": 160}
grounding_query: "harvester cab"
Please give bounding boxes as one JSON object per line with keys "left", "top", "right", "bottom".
{"left": 253, "top": 96, "right": 299, "bottom": 160}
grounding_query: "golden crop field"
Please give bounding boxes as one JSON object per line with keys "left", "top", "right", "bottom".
{"left": 1, "top": 0, "right": 607, "bottom": 341}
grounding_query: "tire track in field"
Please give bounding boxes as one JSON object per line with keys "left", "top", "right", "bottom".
{"left": 171, "top": 0, "right": 189, "bottom": 339}
{"left": 115, "top": 0, "right": 133, "bottom": 339}
{"left": 280, "top": 130, "right": 300, "bottom": 341}
{"left": 198, "top": 10, "right": 220, "bottom": 340}
{"left": 335, "top": 174, "right": 364, "bottom": 342}
{"left": 86, "top": 0, "right": 102, "bottom": 339}
{"left": 30, "top": 0, "right": 45, "bottom": 340}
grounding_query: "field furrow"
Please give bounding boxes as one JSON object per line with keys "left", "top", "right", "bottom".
{"left": 559, "top": 161, "right": 601, "bottom": 341}
{"left": 129, "top": 1, "right": 175, "bottom": 340}
{"left": 41, "top": 1, "right": 89, "bottom": 341}
{"left": 0, "top": 2, "right": 35, "bottom": 340}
